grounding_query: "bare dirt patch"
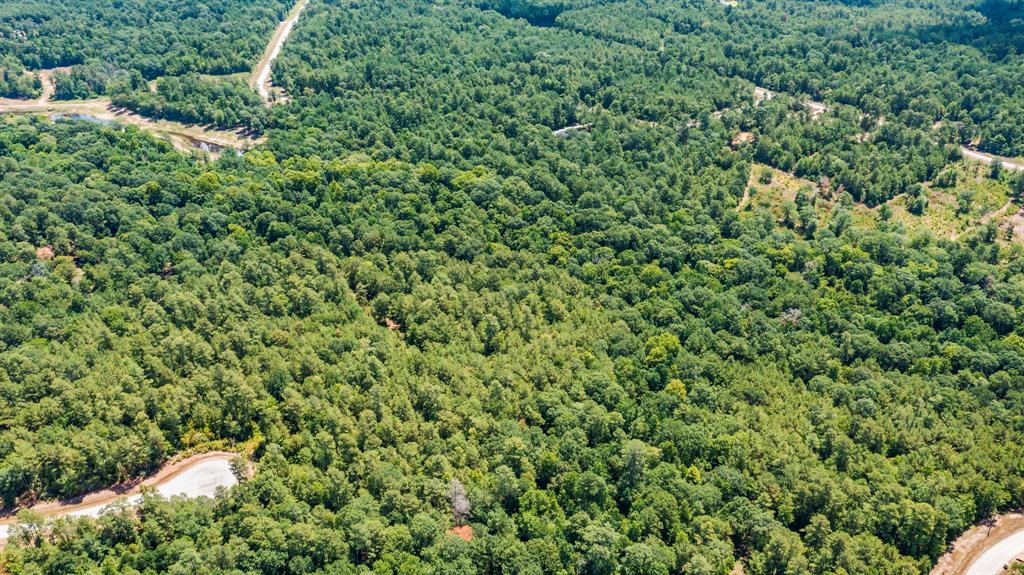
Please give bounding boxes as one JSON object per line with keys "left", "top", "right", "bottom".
{"left": 754, "top": 86, "right": 775, "bottom": 102}
{"left": 35, "top": 67, "right": 70, "bottom": 105}
{"left": 446, "top": 525, "right": 474, "bottom": 541}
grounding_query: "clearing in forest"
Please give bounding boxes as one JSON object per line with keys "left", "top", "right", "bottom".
{"left": 0, "top": 99, "right": 264, "bottom": 157}
{"left": 251, "top": 0, "right": 311, "bottom": 101}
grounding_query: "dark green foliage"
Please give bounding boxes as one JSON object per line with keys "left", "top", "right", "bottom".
{"left": 1, "top": 113, "right": 1023, "bottom": 574}
{"left": 0, "top": 56, "right": 40, "bottom": 99}
{"left": 52, "top": 61, "right": 147, "bottom": 100}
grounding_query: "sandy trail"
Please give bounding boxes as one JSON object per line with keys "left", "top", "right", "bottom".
{"left": 252, "top": 0, "right": 310, "bottom": 101}
{"left": 0, "top": 452, "right": 239, "bottom": 541}
{"left": 961, "top": 146, "right": 1024, "bottom": 172}
{"left": 34, "top": 67, "right": 70, "bottom": 105}
{"left": 552, "top": 123, "right": 593, "bottom": 137}
{"left": 36, "top": 71, "right": 53, "bottom": 105}
{"left": 738, "top": 169, "right": 756, "bottom": 212}
{"left": 931, "top": 512, "right": 1024, "bottom": 575}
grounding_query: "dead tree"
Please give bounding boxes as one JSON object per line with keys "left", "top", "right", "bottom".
{"left": 448, "top": 479, "right": 470, "bottom": 526}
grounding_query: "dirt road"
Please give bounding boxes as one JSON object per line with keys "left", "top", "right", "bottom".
{"left": 552, "top": 123, "right": 593, "bottom": 137}
{"left": 252, "top": 0, "right": 310, "bottom": 101}
{"left": 0, "top": 452, "right": 239, "bottom": 541}
{"left": 36, "top": 71, "right": 54, "bottom": 105}
{"left": 960, "top": 146, "right": 1024, "bottom": 172}
{"left": 931, "top": 512, "right": 1024, "bottom": 575}
{"left": 964, "top": 530, "right": 1024, "bottom": 575}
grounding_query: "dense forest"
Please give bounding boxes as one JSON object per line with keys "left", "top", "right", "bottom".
{"left": 112, "top": 74, "right": 269, "bottom": 130}
{"left": 51, "top": 62, "right": 148, "bottom": 101}
{"left": 1, "top": 0, "right": 1023, "bottom": 574}
{"left": 0, "top": 0, "right": 292, "bottom": 77}
{"left": 0, "top": 56, "right": 40, "bottom": 99}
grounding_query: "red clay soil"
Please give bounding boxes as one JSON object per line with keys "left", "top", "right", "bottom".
{"left": 35, "top": 246, "right": 54, "bottom": 260}
{"left": 0, "top": 451, "right": 239, "bottom": 522}
{"left": 930, "top": 511, "right": 1024, "bottom": 575}
{"left": 446, "top": 525, "right": 473, "bottom": 541}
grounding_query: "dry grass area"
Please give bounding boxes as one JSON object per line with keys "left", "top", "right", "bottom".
{"left": 739, "top": 163, "right": 816, "bottom": 216}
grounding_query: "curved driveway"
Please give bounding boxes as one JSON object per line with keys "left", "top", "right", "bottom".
{"left": 0, "top": 452, "right": 239, "bottom": 540}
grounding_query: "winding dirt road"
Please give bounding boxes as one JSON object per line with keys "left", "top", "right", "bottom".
{"left": 252, "top": 0, "right": 310, "bottom": 101}
{"left": 931, "top": 512, "right": 1024, "bottom": 575}
{"left": 0, "top": 452, "right": 239, "bottom": 541}
{"left": 960, "top": 146, "right": 1024, "bottom": 172}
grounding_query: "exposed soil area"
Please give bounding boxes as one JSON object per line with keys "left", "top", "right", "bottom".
{"left": 34, "top": 67, "right": 71, "bottom": 105}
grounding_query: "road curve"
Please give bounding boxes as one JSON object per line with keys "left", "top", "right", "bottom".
{"left": 931, "top": 512, "right": 1024, "bottom": 575}
{"left": 960, "top": 146, "right": 1024, "bottom": 172}
{"left": 0, "top": 452, "right": 239, "bottom": 541}
{"left": 965, "top": 530, "right": 1024, "bottom": 575}
{"left": 252, "top": 0, "right": 310, "bottom": 100}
